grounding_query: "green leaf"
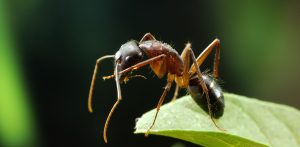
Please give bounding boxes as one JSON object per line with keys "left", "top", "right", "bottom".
{"left": 135, "top": 93, "right": 300, "bottom": 147}
{"left": 0, "top": 1, "right": 37, "bottom": 147}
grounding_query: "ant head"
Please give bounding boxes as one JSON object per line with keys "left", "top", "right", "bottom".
{"left": 114, "top": 40, "right": 144, "bottom": 71}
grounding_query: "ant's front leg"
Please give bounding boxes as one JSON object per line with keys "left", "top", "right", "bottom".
{"left": 103, "top": 54, "right": 166, "bottom": 80}
{"left": 100, "top": 54, "right": 167, "bottom": 142}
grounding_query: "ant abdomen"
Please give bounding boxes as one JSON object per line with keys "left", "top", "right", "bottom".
{"left": 188, "top": 74, "right": 224, "bottom": 118}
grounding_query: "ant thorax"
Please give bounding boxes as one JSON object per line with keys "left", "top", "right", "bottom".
{"left": 139, "top": 40, "right": 184, "bottom": 78}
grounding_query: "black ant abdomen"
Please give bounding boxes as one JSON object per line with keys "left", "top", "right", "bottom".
{"left": 188, "top": 74, "right": 224, "bottom": 118}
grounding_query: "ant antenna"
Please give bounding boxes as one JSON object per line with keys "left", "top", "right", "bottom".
{"left": 103, "top": 63, "right": 122, "bottom": 143}
{"left": 88, "top": 55, "right": 114, "bottom": 113}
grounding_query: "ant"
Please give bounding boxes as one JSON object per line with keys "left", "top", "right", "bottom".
{"left": 88, "top": 33, "right": 224, "bottom": 143}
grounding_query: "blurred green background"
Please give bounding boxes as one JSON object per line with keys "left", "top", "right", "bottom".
{"left": 0, "top": 0, "right": 299, "bottom": 147}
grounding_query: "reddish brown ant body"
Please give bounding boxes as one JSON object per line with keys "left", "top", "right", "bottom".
{"left": 88, "top": 33, "right": 224, "bottom": 143}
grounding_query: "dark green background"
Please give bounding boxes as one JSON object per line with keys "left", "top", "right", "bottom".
{"left": 1, "top": 0, "right": 299, "bottom": 147}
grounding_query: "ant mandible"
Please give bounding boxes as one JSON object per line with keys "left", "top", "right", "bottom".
{"left": 88, "top": 33, "right": 224, "bottom": 143}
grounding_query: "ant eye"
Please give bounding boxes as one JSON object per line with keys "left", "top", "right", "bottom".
{"left": 125, "top": 56, "right": 131, "bottom": 62}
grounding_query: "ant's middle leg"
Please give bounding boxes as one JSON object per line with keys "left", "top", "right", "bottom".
{"left": 173, "top": 43, "right": 192, "bottom": 101}
{"left": 145, "top": 74, "right": 174, "bottom": 136}
{"left": 171, "top": 85, "right": 180, "bottom": 102}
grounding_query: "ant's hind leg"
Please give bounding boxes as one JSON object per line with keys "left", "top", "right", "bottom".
{"left": 145, "top": 74, "right": 174, "bottom": 136}
{"left": 189, "top": 48, "right": 224, "bottom": 131}
{"left": 189, "top": 39, "right": 221, "bottom": 78}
